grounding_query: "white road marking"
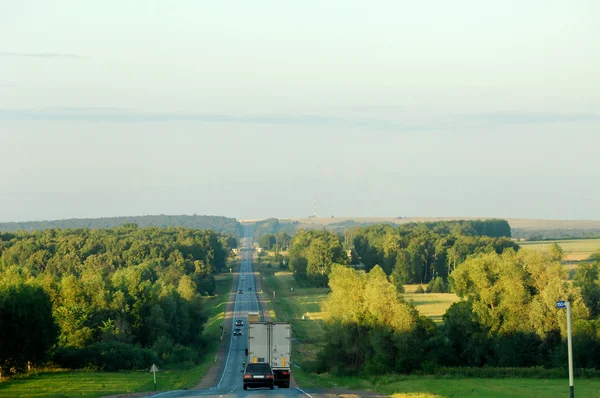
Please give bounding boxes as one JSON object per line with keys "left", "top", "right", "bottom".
{"left": 296, "top": 387, "right": 314, "bottom": 398}
{"left": 217, "top": 263, "right": 241, "bottom": 387}
{"left": 150, "top": 391, "right": 183, "bottom": 397}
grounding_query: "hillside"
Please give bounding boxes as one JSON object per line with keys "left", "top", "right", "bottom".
{"left": 279, "top": 217, "right": 600, "bottom": 239}
{"left": 0, "top": 214, "right": 242, "bottom": 236}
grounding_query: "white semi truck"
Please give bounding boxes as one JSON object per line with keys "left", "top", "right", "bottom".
{"left": 245, "top": 321, "right": 291, "bottom": 388}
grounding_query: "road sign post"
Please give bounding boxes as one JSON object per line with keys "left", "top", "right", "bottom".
{"left": 150, "top": 364, "right": 159, "bottom": 391}
{"left": 556, "top": 300, "right": 574, "bottom": 398}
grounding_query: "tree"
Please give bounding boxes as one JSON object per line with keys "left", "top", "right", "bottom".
{"left": 451, "top": 249, "right": 588, "bottom": 338}
{"left": 0, "top": 283, "right": 58, "bottom": 373}
{"left": 574, "top": 262, "right": 600, "bottom": 317}
{"left": 549, "top": 243, "right": 564, "bottom": 262}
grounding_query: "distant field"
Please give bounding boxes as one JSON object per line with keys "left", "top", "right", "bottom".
{"left": 519, "top": 238, "right": 600, "bottom": 262}
{"left": 292, "top": 369, "right": 600, "bottom": 398}
{"left": 404, "top": 291, "right": 460, "bottom": 323}
{"left": 0, "top": 274, "right": 233, "bottom": 398}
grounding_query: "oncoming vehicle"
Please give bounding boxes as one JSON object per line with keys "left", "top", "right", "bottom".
{"left": 243, "top": 363, "right": 274, "bottom": 390}
{"left": 238, "top": 289, "right": 244, "bottom": 294}
{"left": 248, "top": 287, "right": 252, "bottom": 291}
{"left": 234, "top": 328, "right": 242, "bottom": 336}
{"left": 235, "top": 320, "right": 244, "bottom": 326}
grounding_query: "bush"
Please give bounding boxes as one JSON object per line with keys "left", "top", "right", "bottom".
{"left": 426, "top": 277, "right": 447, "bottom": 293}
{"left": 415, "top": 285, "right": 425, "bottom": 294}
{"left": 53, "top": 342, "right": 157, "bottom": 371}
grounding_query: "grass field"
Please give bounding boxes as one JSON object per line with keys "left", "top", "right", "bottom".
{"left": 292, "top": 369, "right": 600, "bottom": 398}
{"left": 519, "top": 238, "right": 600, "bottom": 262}
{"left": 0, "top": 273, "right": 233, "bottom": 398}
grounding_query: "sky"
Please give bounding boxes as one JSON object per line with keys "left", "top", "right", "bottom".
{"left": 1, "top": 0, "right": 599, "bottom": 222}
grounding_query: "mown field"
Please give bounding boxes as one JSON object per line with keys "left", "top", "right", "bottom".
{"left": 257, "top": 265, "right": 600, "bottom": 398}
{"left": 0, "top": 274, "right": 233, "bottom": 398}
{"left": 292, "top": 370, "right": 600, "bottom": 398}
{"left": 519, "top": 238, "right": 600, "bottom": 262}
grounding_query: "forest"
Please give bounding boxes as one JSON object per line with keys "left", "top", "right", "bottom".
{"left": 0, "top": 225, "right": 236, "bottom": 375}
{"left": 286, "top": 219, "right": 516, "bottom": 288}
{"left": 0, "top": 215, "right": 242, "bottom": 236}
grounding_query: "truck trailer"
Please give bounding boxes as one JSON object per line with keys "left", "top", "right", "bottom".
{"left": 245, "top": 321, "right": 291, "bottom": 388}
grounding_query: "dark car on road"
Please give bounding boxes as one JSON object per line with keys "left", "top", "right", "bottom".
{"left": 234, "top": 328, "right": 242, "bottom": 336}
{"left": 243, "top": 363, "right": 274, "bottom": 390}
{"left": 235, "top": 320, "right": 244, "bottom": 326}
{"left": 238, "top": 289, "right": 244, "bottom": 294}
{"left": 248, "top": 287, "right": 252, "bottom": 291}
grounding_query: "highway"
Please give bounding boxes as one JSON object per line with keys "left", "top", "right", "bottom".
{"left": 153, "top": 230, "right": 385, "bottom": 398}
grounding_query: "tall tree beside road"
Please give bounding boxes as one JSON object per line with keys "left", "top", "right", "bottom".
{"left": 0, "top": 282, "right": 58, "bottom": 373}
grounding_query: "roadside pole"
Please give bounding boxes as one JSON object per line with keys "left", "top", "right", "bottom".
{"left": 556, "top": 300, "right": 574, "bottom": 398}
{"left": 150, "top": 364, "right": 159, "bottom": 392}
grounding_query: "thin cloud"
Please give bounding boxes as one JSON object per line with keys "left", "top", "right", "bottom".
{"left": 463, "top": 112, "right": 600, "bottom": 126}
{"left": 0, "top": 107, "right": 430, "bottom": 132}
{"left": 0, "top": 51, "right": 83, "bottom": 59}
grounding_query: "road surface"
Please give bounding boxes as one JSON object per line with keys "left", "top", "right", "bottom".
{"left": 154, "top": 230, "right": 386, "bottom": 398}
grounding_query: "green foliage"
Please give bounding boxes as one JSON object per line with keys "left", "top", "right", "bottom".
{"left": 0, "top": 282, "right": 58, "bottom": 374}
{"left": 0, "top": 215, "right": 242, "bottom": 236}
{"left": 414, "top": 285, "right": 425, "bottom": 294}
{"left": 251, "top": 218, "right": 298, "bottom": 241}
{"left": 451, "top": 250, "right": 588, "bottom": 337}
{"left": 548, "top": 242, "right": 564, "bottom": 262}
{"left": 0, "top": 226, "right": 234, "bottom": 374}
{"left": 317, "top": 264, "right": 421, "bottom": 374}
{"left": 288, "top": 230, "right": 347, "bottom": 286}
{"left": 343, "top": 222, "right": 518, "bottom": 285}
{"left": 574, "top": 261, "right": 600, "bottom": 317}
{"left": 426, "top": 277, "right": 448, "bottom": 293}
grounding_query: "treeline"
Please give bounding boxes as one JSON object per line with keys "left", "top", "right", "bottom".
{"left": 0, "top": 226, "right": 236, "bottom": 375}
{"left": 313, "top": 249, "right": 600, "bottom": 375}
{"left": 250, "top": 218, "right": 298, "bottom": 241}
{"left": 284, "top": 219, "right": 517, "bottom": 288}
{"left": 0, "top": 215, "right": 242, "bottom": 236}
{"left": 512, "top": 228, "right": 600, "bottom": 240}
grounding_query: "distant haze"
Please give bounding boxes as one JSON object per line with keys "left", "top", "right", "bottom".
{"left": 1, "top": 1, "right": 599, "bottom": 222}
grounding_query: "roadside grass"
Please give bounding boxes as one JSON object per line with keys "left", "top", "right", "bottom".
{"left": 0, "top": 274, "right": 233, "bottom": 398}
{"left": 519, "top": 238, "right": 600, "bottom": 262}
{"left": 292, "top": 368, "right": 600, "bottom": 398}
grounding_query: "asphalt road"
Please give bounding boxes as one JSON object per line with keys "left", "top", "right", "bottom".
{"left": 155, "top": 233, "right": 386, "bottom": 398}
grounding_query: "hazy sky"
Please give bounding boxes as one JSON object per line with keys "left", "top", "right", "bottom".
{"left": 1, "top": 1, "right": 599, "bottom": 222}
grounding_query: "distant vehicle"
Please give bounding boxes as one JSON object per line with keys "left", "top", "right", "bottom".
{"left": 248, "top": 287, "right": 252, "bottom": 291}
{"left": 246, "top": 322, "right": 291, "bottom": 388}
{"left": 247, "top": 311, "right": 260, "bottom": 323}
{"left": 243, "top": 363, "right": 274, "bottom": 390}
{"left": 234, "top": 328, "right": 242, "bottom": 336}
{"left": 236, "top": 320, "right": 244, "bottom": 326}
{"left": 241, "top": 276, "right": 246, "bottom": 281}
{"left": 238, "top": 290, "right": 244, "bottom": 294}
